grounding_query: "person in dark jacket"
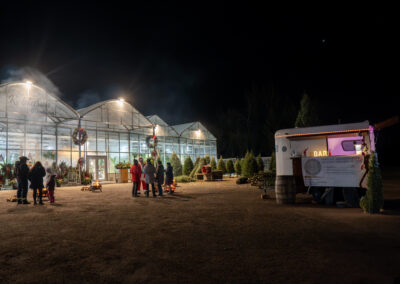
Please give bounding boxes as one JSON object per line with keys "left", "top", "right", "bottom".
{"left": 16, "top": 156, "right": 30, "bottom": 204}
{"left": 156, "top": 160, "right": 165, "bottom": 196}
{"left": 143, "top": 159, "right": 156, "bottom": 197}
{"left": 28, "top": 161, "right": 46, "bottom": 205}
{"left": 46, "top": 168, "right": 56, "bottom": 203}
{"left": 165, "top": 162, "right": 174, "bottom": 194}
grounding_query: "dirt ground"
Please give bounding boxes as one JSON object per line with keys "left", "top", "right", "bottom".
{"left": 1, "top": 170, "right": 400, "bottom": 283}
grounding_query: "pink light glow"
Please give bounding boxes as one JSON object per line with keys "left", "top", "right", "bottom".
{"left": 369, "top": 125, "right": 376, "bottom": 151}
{"left": 328, "top": 136, "right": 363, "bottom": 156}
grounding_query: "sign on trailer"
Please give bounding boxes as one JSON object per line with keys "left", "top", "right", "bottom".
{"left": 301, "top": 156, "right": 365, "bottom": 187}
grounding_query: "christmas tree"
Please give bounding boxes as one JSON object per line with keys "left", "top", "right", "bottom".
{"left": 217, "top": 156, "right": 226, "bottom": 174}
{"left": 226, "top": 159, "right": 234, "bottom": 174}
{"left": 170, "top": 152, "right": 182, "bottom": 176}
{"left": 360, "top": 152, "right": 384, "bottom": 213}
{"left": 234, "top": 159, "right": 241, "bottom": 175}
{"left": 210, "top": 157, "right": 217, "bottom": 170}
{"left": 183, "top": 156, "right": 194, "bottom": 176}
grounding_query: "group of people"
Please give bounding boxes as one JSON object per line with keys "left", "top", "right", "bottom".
{"left": 15, "top": 156, "right": 56, "bottom": 205}
{"left": 130, "top": 157, "right": 174, "bottom": 197}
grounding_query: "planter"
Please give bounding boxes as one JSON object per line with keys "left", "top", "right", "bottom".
{"left": 212, "top": 170, "right": 223, "bottom": 180}
{"left": 196, "top": 173, "right": 204, "bottom": 180}
{"left": 120, "top": 168, "right": 129, "bottom": 183}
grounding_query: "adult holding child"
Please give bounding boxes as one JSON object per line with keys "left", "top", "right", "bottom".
{"left": 28, "top": 161, "right": 46, "bottom": 205}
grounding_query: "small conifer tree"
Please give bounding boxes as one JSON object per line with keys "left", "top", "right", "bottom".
{"left": 242, "top": 151, "right": 257, "bottom": 178}
{"left": 210, "top": 157, "right": 217, "bottom": 170}
{"left": 183, "top": 156, "right": 194, "bottom": 176}
{"left": 269, "top": 151, "right": 276, "bottom": 172}
{"left": 217, "top": 156, "right": 226, "bottom": 174}
{"left": 226, "top": 159, "right": 234, "bottom": 174}
{"left": 360, "top": 152, "right": 384, "bottom": 213}
{"left": 170, "top": 152, "right": 182, "bottom": 176}
{"left": 234, "top": 159, "right": 241, "bottom": 175}
{"left": 197, "top": 158, "right": 207, "bottom": 173}
{"left": 204, "top": 154, "right": 211, "bottom": 165}
{"left": 256, "top": 154, "right": 264, "bottom": 172}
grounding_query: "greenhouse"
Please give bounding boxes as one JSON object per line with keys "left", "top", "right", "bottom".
{"left": 0, "top": 81, "right": 217, "bottom": 181}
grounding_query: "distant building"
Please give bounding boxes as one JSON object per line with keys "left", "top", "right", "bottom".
{"left": 0, "top": 82, "right": 217, "bottom": 181}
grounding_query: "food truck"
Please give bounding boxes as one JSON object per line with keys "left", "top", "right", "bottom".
{"left": 274, "top": 121, "right": 375, "bottom": 206}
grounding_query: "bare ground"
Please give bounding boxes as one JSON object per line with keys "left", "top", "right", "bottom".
{"left": 1, "top": 171, "right": 400, "bottom": 283}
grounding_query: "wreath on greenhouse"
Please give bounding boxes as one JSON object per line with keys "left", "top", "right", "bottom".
{"left": 72, "top": 128, "right": 88, "bottom": 145}
{"left": 146, "top": 135, "right": 158, "bottom": 148}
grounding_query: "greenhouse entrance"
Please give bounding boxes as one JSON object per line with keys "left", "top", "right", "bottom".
{"left": 86, "top": 156, "right": 107, "bottom": 181}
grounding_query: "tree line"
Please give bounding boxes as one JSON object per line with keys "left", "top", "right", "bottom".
{"left": 210, "top": 84, "right": 319, "bottom": 158}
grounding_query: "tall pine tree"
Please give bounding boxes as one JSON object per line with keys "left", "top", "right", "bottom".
{"left": 295, "top": 92, "right": 319, "bottom": 128}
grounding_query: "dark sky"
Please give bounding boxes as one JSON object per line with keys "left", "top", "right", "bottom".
{"left": 0, "top": 3, "right": 396, "bottom": 128}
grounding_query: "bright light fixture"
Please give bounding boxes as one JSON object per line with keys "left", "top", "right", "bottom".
{"left": 118, "top": 98, "right": 124, "bottom": 106}
{"left": 155, "top": 124, "right": 159, "bottom": 133}
{"left": 25, "top": 80, "right": 32, "bottom": 90}
{"left": 196, "top": 129, "right": 201, "bottom": 137}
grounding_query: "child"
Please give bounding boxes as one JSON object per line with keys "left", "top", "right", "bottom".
{"left": 165, "top": 162, "right": 174, "bottom": 194}
{"left": 46, "top": 168, "right": 56, "bottom": 203}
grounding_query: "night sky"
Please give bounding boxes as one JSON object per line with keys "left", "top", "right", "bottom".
{"left": 0, "top": 3, "right": 397, "bottom": 162}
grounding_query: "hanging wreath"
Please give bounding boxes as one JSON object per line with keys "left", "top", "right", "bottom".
{"left": 72, "top": 128, "right": 88, "bottom": 145}
{"left": 146, "top": 135, "right": 158, "bottom": 148}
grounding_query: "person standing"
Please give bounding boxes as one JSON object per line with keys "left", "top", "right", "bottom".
{"left": 16, "top": 156, "right": 30, "bottom": 204}
{"left": 138, "top": 157, "right": 147, "bottom": 195}
{"left": 130, "top": 159, "right": 141, "bottom": 197}
{"left": 28, "top": 161, "right": 46, "bottom": 205}
{"left": 166, "top": 162, "right": 174, "bottom": 194}
{"left": 156, "top": 160, "right": 165, "bottom": 196}
{"left": 46, "top": 168, "right": 56, "bottom": 203}
{"left": 143, "top": 159, "right": 156, "bottom": 197}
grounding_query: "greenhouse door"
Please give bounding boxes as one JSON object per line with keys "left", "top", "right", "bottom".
{"left": 87, "top": 156, "right": 108, "bottom": 181}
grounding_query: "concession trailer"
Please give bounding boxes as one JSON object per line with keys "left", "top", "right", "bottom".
{"left": 274, "top": 121, "right": 376, "bottom": 206}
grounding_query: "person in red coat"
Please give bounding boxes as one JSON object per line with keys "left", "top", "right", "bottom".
{"left": 137, "top": 157, "right": 147, "bottom": 194}
{"left": 130, "top": 159, "right": 141, "bottom": 197}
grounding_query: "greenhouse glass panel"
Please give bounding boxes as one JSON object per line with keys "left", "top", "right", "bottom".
{"left": 42, "top": 150, "right": 56, "bottom": 168}
{"left": 140, "top": 135, "right": 148, "bottom": 155}
{"left": 26, "top": 132, "right": 41, "bottom": 151}
{"left": 86, "top": 130, "right": 97, "bottom": 151}
{"left": 109, "top": 153, "right": 119, "bottom": 173}
{"left": 0, "top": 125, "right": 7, "bottom": 149}
{"left": 0, "top": 150, "right": 6, "bottom": 163}
{"left": 97, "top": 131, "right": 106, "bottom": 152}
{"left": 57, "top": 128, "right": 71, "bottom": 152}
{"left": 57, "top": 151, "right": 71, "bottom": 166}
{"left": 120, "top": 133, "right": 129, "bottom": 153}
{"left": 42, "top": 127, "right": 56, "bottom": 151}
{"left": 130, "top": 134, "right": 139, "bottom": 157}
{"left": 7, "top": 149, "right": 22, "bottom": 164}
{"left": 120, "top": 153, "right": 129, "bottom": 163}
{"left": 7, "top": 124, "right": 24, "bottom": 150}
{"left": 109, "top": 133, "right": 119, "bottom": 152}
{"left": 71, "top": 152, "right": 79, "bottom": 168}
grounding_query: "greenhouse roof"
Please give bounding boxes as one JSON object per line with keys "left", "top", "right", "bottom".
{"left": 172, "top": 122, "right": 216, "bottom": 140}
{"left": 146, "top": 115, "right": 169, "bottom": 126}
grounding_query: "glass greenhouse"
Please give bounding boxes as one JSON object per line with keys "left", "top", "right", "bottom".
{"left": 0, "top": 82, "right": 217, "bottom": 181}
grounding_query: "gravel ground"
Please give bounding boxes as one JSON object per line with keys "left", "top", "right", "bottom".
{"left": 0, "top": 172, "right": 399, "bottom": 283}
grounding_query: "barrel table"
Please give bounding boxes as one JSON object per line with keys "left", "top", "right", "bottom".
{"left": 275, "top": 175, "right": 296, "bottom": 204}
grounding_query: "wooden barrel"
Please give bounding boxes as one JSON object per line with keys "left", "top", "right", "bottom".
{"left": 275, "top": 175, "right": 296, "bottom": 204}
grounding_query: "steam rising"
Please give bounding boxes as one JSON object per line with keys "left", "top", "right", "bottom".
{"left": 1, "top": 66, "right": 61, "bottom": 97}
